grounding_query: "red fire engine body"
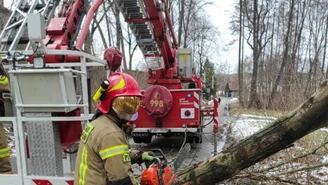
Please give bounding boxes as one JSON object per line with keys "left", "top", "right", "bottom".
{"left": 115, "top": 1, "right": 204, "bottom": 144}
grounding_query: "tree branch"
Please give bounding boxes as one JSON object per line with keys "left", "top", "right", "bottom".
{"left": 279, "top": 162, "right": 328, "bottom": 175}
{"left": 253, "top": 139, "right": 328, "bottom": 173}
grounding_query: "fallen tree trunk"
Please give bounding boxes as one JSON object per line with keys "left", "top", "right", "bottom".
{"left": 172, "top": 81, "right": 328, "bottom": 185}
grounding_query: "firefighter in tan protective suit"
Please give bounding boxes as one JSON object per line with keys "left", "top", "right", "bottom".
{"left": 0, "top": 56, "right": 12, "bottom": 174}
{"left": 74, "top": 72, "right": 154, "bottom": 185}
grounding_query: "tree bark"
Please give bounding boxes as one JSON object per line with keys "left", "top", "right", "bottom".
{"left": 178, "top": 0, "right": 185, "bottom": 45}
{"left": 283, "top": 0, "right": 296, "bottom": 97}
{"left": 183, "top": 0, "right": 193, "bottom": 48}
{"left": 238, "top": 0, "right": 244, "bottom": 107}
{"left": 172, "top": 80, "right": 328, "bottom": 185}
{"left": 268, "top": 0, "right": 295, "bottom": 109}
{"left": 104, "top": 2, "right": 112, "bottom": 47}
{"left": 323, "top": 16, "right": 328, "bottom": 79}
{"left": 113, "top": 5, "right": 127, "bottom": 70}
{"left": 248, "top": 0, "right": 261, "bottom": 109}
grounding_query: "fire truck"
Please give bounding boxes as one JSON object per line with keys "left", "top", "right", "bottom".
{"left": 0, "top": 0, "right": 206, "bottom": 184}
{"left": 117, "top": 1, "right": 204, "bottom": 144}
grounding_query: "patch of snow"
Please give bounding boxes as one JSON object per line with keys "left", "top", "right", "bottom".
{"left": 229, "top": 98, "right": 239, "bottom": 104}
{"left": 319, "top": 156, "right": 328, "bottom": 175}
{"left": 238, "top": 114, "right": 277, "bottom": 121}
{"left": 232, "top": 117, "right": 275, "bottom": 138}
{"left": 311, "top": 169, "right": 328, "bottom": 182}
{"left": 320, "top": 128, "right": 328, "bottom": 133}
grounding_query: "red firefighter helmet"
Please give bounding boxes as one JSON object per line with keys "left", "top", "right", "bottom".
{"left": 98, "top": 72, "right": 142, "bottom": 114}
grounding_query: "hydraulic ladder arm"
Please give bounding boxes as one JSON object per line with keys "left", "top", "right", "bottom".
{"left": 115, "top": 0, "right": 183, "bottom": 88}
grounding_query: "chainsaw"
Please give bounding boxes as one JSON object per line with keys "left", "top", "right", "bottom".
{"left": 141, "top": 143, "right": 191, "bottom": 185}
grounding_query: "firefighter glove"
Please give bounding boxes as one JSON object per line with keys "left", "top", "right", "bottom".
{"left": 137, "top": 151, "right": 155, "bottom": 165}
{"left": 122, "top": 123, "right": 134, "bottom": 136}
{"left": 142, "top": 151, "right": 155, "bottom": 161}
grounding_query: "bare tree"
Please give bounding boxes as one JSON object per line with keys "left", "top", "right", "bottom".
{"left": 91, "top": 4, "right": 110, "bottom": 49}
{"left": 242, "top": 0, "right": 272, "bottom": 109}
{"left": 166, "top": 0, "right": 218, "bottom": 76}
{"left": 323, "top": 16, "right": 328, "bottom": 79}
{"left": 229, "top": 0, "right": 328, "bottom": 110}
{"left": 178, "top": 0, "right": 185, "bottom": 45}
{"left": 112, "top": 4, "right": 127, "bottom": 70}
{"left": 268, "top": 0, "right": 295, "bottom": 109}
{"left": 238, "top": 0, "right": 244, "bottom": 106}
{"left": 123, "top": 24, "right": 138, "bottom": 70}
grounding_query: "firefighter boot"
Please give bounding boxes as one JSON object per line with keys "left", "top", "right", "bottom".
{"left": 0, "top": 122, "right": 12, "bottom": 174}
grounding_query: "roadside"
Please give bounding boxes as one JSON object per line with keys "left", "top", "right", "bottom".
{"left": 219, "top": 97, "right": 328, "bottom": 185}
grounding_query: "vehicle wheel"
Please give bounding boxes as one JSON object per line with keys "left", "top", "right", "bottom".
{"left": 194, "top": 135, "right": 202, "bottom": 144}
{"left": 186, "top": 136, "right": 194, "bottom": 143}
{"left": 194, "top": 127, "right": 203, "bottom": 144}
{"left": 143, "top": 135, "right": 152, "bottom": 144}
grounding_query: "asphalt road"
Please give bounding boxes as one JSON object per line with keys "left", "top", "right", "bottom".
{"left": 130, "top": 96, "right": 233, "bottom": 174}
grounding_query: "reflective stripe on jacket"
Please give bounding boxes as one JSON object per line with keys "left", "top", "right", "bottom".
{"left": 74, "top": 115, "right": 139, "bottom": 185}
{"left": 0, "top": 76, "right": 8, "bottom": 84}
{"left": 0, "top": 122, "right": 11, "bottom": 173}
{"left": 0, "top": 147, "right": 10, "bottom": 158}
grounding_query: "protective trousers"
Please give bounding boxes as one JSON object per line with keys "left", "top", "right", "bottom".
{"left": 0, "top": 122, "right": 11, "bottom": 173}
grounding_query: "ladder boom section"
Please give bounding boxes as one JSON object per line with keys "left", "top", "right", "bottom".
{"left": 43, "top": 0, "right": 107, "bottom": 63}
{"left": 116, "top": 0, "right": 179, "bottom": 79}
{"left": 44, "top": 0, "right": 87, "bottom": 54}
{"left": 0, "top": 0, "right": 58, "bottom": 51}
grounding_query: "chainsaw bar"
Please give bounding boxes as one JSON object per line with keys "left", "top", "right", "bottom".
{"left": 173, "top": 143, "right": 191, "bottom": 172}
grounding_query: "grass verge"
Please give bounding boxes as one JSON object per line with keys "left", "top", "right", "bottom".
{"left": 229, "top": 102, "right": 287, "bottom": 118}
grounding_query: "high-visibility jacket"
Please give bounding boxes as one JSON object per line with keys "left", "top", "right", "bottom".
{"left": 74, "top": 114, "right": 140, "bottom": 185}
{"left": 0, "top": 75, "right": 10, "bottom": 92}
{"left": 0, "top": 70, "right": 13, "bottom": 173}
{"left": 0, "top": 122, "right": 11, "bottom": 173}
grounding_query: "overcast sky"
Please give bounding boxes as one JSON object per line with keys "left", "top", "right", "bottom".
{"left": 210, "top": 0, "right": 240, "bottom": 73}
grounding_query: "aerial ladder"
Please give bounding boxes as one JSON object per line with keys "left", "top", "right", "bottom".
{"left": 0, "top": 0, "right": 120, "bottom": 184}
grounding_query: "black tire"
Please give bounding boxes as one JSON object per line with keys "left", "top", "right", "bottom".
{"left": 186, "top": 136, "right": 194, "bottom": 144}
{"left": 194, "top": 135, "right": 202, "bottom": 144}
{"left": 194, "top": 127, "right": 203, "bottom": 144}
{"left": 133, "top": 135, "right": 152, "bottom": 144}
{"left": 143, "top": 135, "right": 152, "bottom": 144}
